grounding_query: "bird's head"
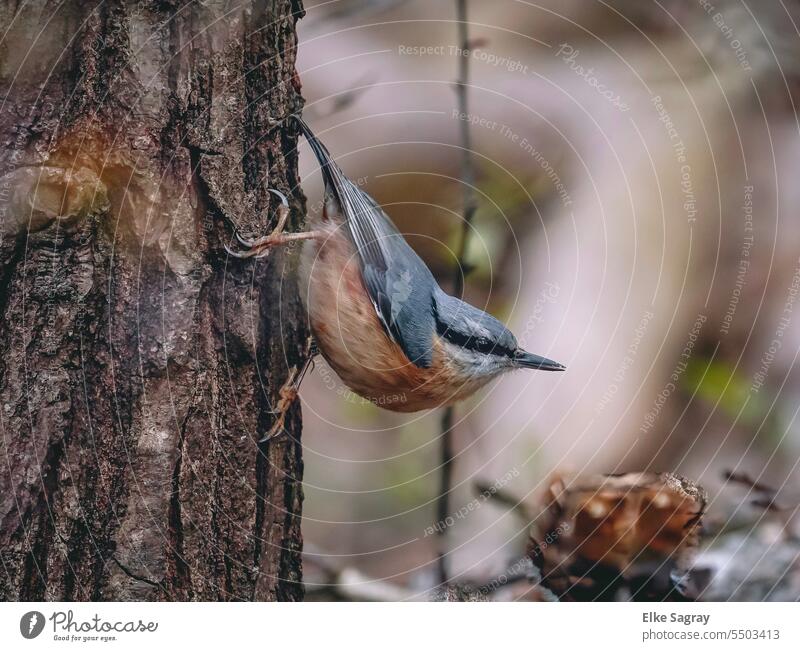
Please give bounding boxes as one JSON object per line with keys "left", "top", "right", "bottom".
{"left": 432, "top": 288, "right": 565, "bottom": 381}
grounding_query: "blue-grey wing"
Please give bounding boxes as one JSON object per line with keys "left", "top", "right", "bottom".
{"left": 297, "top": 118, "right": 436, "bottom": 367}
{"left": 343, "top": 183, "right": 437, "bottom": 368}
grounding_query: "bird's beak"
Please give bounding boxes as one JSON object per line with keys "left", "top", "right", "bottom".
{"left": 513, "top": 349, "right": 566, "bottom": 371}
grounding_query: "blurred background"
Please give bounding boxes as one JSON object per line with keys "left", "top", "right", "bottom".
{"left": 291, "top": 0, "right": 800, "bottom": 598}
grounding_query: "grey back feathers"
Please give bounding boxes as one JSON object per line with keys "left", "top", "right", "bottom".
{"left": 298, "top": 118, "right": 519, "bottom": 369}
{"left": 433, "top": 288, "right": 518, "bottom": 358}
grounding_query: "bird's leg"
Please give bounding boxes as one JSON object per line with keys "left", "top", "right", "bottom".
{"left": 225, "top": 188, "right": 325, "bottom": 259}
{"left": 259, "top": 337, "right": 318, "bottom": 443}
{"left": 259, "top": 367, "right": 300, "bottom": 443}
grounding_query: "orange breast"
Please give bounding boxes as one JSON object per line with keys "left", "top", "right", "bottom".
{"left": 299, "top": 223, "right": 491, "bottom": 411}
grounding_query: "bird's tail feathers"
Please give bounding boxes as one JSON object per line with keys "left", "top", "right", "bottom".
{"left": 296, "top": 117, "right": 392, "bottom": 266}
{"left": 295, "top": 117, "right": 350, "bottom": 206}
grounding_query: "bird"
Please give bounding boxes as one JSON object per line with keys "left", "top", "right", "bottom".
{"left": 225, "top": 117, "right": 565, "bottom": 413}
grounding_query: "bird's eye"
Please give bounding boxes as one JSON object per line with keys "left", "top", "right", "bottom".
{"left": 437, "top": 322, "right": 514, "bottom": 358}
{"left": 467, "top": 336, "right": 511, "bottom": 357}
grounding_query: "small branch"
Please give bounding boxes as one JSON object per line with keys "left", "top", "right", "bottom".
{"left": 473, "top": 481, "right": 537, "bottom": 522}
{"left": 109, "top": 556, "right": 171, "bottom": 598}
{"left": 452, "top": 2, "right": 479, "bottom": 300}
{"left": 437, "top": 0, "right": 477, "bottom": 586}
{"left": 303, "top": 546, "right": 412, "bottom": 601}
{"left": 473, "top": 555, "right": 560, "bottom": 601}
{"left": 723, "top": 469, "right": 800, "bottom": 519}
{"left": 437, "top": 408, "right": 456, "bottom": 585}
{"left": 723, "top": 470, "right": 778, "bottom": 497}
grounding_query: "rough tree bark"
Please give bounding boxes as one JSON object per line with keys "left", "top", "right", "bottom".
{"left": 0, "top": 0, "right": 308, "bottom": 600}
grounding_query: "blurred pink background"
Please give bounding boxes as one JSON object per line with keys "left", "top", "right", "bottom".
{"left": 292, "top": 0, "right": 800, "bottom": 596}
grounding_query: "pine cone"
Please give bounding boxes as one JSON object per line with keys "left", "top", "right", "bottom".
{"left": 528, "top": 472, "right": 706, "bottom": 601}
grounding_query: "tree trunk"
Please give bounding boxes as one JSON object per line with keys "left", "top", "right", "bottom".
{"left": 0, "top": 0, "right": 307, "bottom": 601}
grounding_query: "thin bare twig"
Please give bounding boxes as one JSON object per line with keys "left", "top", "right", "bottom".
{"left": 437, "top": 0, "right": 478, "bottom": 586}
{"left": 723, "top": 469, "right": 779, "bottom": 497}
{"left": 473, "top": 481, "right": 537, "bottom": 522}
{"left": 723, "top": 469, "right": 800, "bottom": 514}
{"left": 303, "top": 545, "right": 412, "bottom": 601}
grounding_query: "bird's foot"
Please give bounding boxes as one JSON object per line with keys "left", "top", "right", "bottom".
{"left": 224, "top": 188, "right": 325, "bottom": 259}
{"left": 258, "top": 341, "right": 317, "bottom": 443}
{"left": 308, "top": 338, "right": 320, "bottom": 358}
{"left": 259, "top": 370, "right": 299, "bottom": 443}
{"left": 225, "top": 188, "right": 290, "bottom": 259}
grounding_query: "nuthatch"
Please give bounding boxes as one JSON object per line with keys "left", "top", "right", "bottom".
{"left": 226, "top": 118, "right": 564, "bottom": 412}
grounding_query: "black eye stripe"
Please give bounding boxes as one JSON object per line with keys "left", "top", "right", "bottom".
{"left": 438, "top": 325, "right": 514, "bottom": 357}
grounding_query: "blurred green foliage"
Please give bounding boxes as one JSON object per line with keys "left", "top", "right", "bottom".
{"left": 682, "top": 357, "right": 784, "bottom": 451}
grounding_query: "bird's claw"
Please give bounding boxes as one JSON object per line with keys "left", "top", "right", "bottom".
{"left": 225, "top": 188, "right": 290, "bottom": 259}
{"left": 235, "top": 230, "right": 273, "bottom": 249}
{"left": 257, "top": 368, "right": 300, "bottom": 444}
{"left": 256, "top": 344, "right": 316, "bottom": 443}
{"left": 266, "top": 187, "right": 289, "bottom": 209}
{"left": 224, "top": 243, "right": 273, "bottom": 259}
{"left": 224, "top": 241, "right": 274, "bottom": 259}
{"left": 308, "top": 339, "right": 320, "bottom": 359}
{"left": 265, "top": 385, "right": 299, "bottom": 416}
{"left": 258, "top": 428, "right": 285, "bottom": 444}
